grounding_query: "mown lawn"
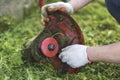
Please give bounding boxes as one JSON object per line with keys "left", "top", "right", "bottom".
{"left": 0, "top": 0, "right": 120, "bottom": 80}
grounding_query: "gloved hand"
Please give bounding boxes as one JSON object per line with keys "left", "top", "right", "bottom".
{"left": 59, "top": 44, "right": 90, "bottom": 68}
{"left": 41, "top": 2, "right": 73, "bottom": 25}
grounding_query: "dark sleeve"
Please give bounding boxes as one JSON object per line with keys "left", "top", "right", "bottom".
{"left": 105, "top": 0, "right": 120, "bottom": 23}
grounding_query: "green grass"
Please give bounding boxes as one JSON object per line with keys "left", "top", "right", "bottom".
{"left": 0, "top": 0, "right": 120, "bottom": 80}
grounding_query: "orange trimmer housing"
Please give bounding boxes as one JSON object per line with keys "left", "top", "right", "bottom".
{"left": 22, "top": 11, "right": 84, "bottom": 74}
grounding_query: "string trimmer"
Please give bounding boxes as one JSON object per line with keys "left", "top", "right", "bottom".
{"left": 22, "top": 0, "right": 85, "bottom": 74}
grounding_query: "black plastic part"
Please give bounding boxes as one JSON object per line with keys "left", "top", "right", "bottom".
{"left": 48, "top": 44, "right": 55, "bottom": 51}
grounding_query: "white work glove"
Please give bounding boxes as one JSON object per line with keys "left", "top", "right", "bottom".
{"left": 59, "top": 44, "right": 90, "bottom": 68}
{"left": 41, "top": 2, "right": 73, "bottom": 25}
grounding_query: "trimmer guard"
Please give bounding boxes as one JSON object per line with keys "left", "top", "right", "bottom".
{"left": 22, "top": 11, "right": 84, "bottom": 74}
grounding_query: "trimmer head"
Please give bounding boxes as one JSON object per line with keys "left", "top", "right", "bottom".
{"left": 22, "top": 11, "right": 84, "bottom": 74}
{"left": 40, "top": 37, "right": 59, "bottom": 57}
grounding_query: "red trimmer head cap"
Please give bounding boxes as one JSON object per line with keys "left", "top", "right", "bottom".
{"left": 22, "top": 11, "right": 85, "bottom": 74}
{"left": 40, "top": 37, "right": 59, "bottom": 57}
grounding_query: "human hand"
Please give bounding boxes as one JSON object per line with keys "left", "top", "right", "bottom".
{"left": 41, "top": 2, "right": 73, "bottom": 25}
{"left": 59, "top": 44, "right": 90, "bottom": 68}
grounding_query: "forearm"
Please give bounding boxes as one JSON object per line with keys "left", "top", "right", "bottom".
{"left": 87, "top": 42, "right": 120, "bottom": 63}
{"left": 68, "top": 0, "right": 93, "bottom": 12}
